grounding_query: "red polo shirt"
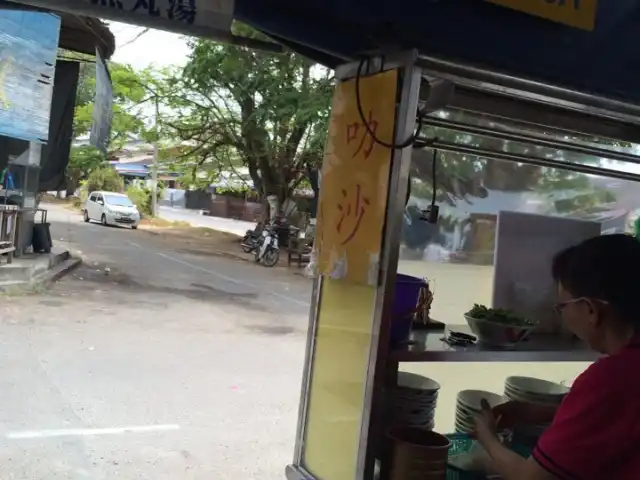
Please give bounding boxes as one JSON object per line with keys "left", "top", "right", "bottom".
{"left": 533, "top": 340, "right": 640, "bottom": 479}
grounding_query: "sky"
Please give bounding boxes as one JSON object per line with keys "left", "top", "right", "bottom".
{"left": 108, "top": 22, "right": 191, "bottom": 69}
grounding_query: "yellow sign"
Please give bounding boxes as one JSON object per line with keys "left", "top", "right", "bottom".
{"left": 301, "top": 68, "right": 400, "bottom": 479}
{"left": 486, "top": 0, "right": 598, "bottom": 31}
{"left": 303, "top": 280, "right": 378, "bottom": 480}
{"left": 316, "top": 69, "right": 398, "bottom": 285}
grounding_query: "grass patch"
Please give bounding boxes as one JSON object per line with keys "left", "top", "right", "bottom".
{"left": 0, "top": 282, "right": 49, "bottom": 296}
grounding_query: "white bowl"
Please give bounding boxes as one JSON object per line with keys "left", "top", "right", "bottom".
{"left": 397, "top": 372, "right": 441, "bottom": 392}
{"left": 505, "top": 376, "right": 569, "bottom": 397}
{"left": 455, "top": 419, "right": 475, "bottom": 433}
{"left": 505, "top": 387, "right": 564, "bottom": 406}
{"left": 464, "top": 314, "right": 535, "bottom": 348}
{"left": 457, "top": 390, "right": 506, "bottom": 411}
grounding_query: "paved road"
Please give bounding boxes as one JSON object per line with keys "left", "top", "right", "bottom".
{"left": 0, "top": 204, "right": 312, "bottom": 480}
{"left": 0, "top": 204, "right": 588, "bottom": 479}
{"left": 158, "top": 206, "right": 256, "bottom": 237}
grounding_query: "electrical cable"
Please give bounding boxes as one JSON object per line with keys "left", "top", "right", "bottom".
{"left": 355, "top": 57, "right": 431, "bottom": 149}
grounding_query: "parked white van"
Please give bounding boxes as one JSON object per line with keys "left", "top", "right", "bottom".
{"left": 84, "top": 191, "right": 140, "bottom": 229}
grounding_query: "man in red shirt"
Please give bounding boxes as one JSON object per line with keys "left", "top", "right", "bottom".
{"left": 475, "top": 233, "right": 640, "bottom": 479}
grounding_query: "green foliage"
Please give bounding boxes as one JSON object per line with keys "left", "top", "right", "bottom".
{"left": 412, "top": 110, "right": 619, "bottom": 214}
{"left": 126, "top": 184, "right": 150, "bottom": 215}
{"left": 72, "top": 62, "right": 173, "bottom": 151}
{"left": 126, "top": 182, "right": 166, "bottom": 216}
{"left": 163, "top": 24, "right": 333, "bottom": 202}
{"left": 65, "top": 144, "right": 107, "bottom": 193}
{"left": 86, "top": 167, "right": 124, "bottom": 194}
{"left": 68, "top": 145, "right": 105, "bottom": 175}
{"left": 72, "top": 179, "right": 90, "bottom": 209}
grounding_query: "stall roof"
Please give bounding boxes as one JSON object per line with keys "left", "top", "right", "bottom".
{"left": 235, "top": 0, "right": 640, "bottom": 108}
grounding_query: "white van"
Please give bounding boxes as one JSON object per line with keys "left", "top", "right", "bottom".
{"left": 84, "top": 191, "right": 141, "bottom": 229}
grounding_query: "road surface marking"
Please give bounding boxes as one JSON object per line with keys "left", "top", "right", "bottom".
{"left": 155, "top": 252, "right": 308, "bottom": 306}
{"left": 128, "top": 241, "right": 142, "bottom": 249}
{"left": 6, "top": 424, "right": 180, "bottom": 439}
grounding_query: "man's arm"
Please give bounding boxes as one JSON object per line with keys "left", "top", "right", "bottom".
{"left": 483, "top": 437, "right": 557, "bottom": 480}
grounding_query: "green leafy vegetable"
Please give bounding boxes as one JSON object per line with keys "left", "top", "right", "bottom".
{"left": 466, "top": 304, "right": 535, "bottom": 327}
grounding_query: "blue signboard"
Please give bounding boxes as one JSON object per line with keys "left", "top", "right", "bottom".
{"left": 0, "top": 11, "right": 60, "bottom": 143}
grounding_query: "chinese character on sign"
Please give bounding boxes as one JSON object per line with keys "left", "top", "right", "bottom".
{"left": 167, "top": 0, "right": 197, "bottom": 24}
{"left": 346, "top": 109, "right": 379, "bottom": 159}
{"left": 336, "top": 184, "right": 370, "bottom": 245}
{"left": 131, "top": 0, "right": 160, "bottom": 16}
{"left": 91, "top": 0, "right": 123, "bottom": 9}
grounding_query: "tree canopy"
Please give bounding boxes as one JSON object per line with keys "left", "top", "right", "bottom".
{"left": 65, "top": 27, "right": 624, "bottom": 222}
{"left": 162, "top": 25, "right": 333, "bottom": 201}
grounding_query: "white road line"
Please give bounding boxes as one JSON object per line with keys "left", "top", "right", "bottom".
{"left": 156, "top": 252, "right": 242, "bottom": 284}
{"left": 128, "top": 241, "right": 142, "bottom": 249}
{"left": 6, "top": 424, "right": 180, "bottom": 440}
{"left": 155, "top": 252, "right": 308, "bottom": 307}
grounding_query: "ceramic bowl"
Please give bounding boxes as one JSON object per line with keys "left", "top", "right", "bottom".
{"left": 505, "top": 376, "right": 569, "bottom": 398}
{"left": 397, "top": 372, "right": 441, "bottom": 392}
{"left": 457, "top": 390, "right": 506, "bottom": 411}
{"left": 464, "top": 314, "right": 536, "bottom": 348}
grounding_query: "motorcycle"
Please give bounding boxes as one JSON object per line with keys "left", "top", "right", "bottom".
{"left": 241, "top": 224, "right": 263, "bottom": 253}
{"left": 254, "top": 224, "right": 280, "bottom": 267}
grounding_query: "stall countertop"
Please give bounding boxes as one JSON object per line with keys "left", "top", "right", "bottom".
{"left": 391, "top": 326, "right": 598, "bottom": 363}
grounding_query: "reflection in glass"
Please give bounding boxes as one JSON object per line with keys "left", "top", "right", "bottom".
{"left": 400, "top": 146, "right": 640, "bottom": 322}
{"left": 421, "top": 109, "right": 640, "bottom": 175}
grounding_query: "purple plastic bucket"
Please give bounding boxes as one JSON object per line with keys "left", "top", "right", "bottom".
{"left": 390, "top": 274, "right": 427, "bottom": 344}
{"left": 394, "top": 274, "right": 427, "bottom": 317}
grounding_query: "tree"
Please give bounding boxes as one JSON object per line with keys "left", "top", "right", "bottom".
{"left": 72, "top": 61, "right": 151, "bottom": 150}
{"left": 66, "top": 144, "right": 106, "bottom": 194}
{"left": 164, "top": 24, "right": 333, "bottom": 204}
{"left": 85, "top": 167, "right": 124, "bottom": 193}
{"left": 66, "top": 61, "right": 173, "bottom": 194}
{"left": 411, "top": 109, "right": 619, "bottom": 212}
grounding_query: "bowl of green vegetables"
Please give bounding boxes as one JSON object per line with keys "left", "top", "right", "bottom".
{"left": 464, "top": 304, "right": 537, "bottom": 348}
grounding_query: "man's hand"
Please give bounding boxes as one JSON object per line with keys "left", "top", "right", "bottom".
{"left": 474, "top": 398, "right": 502, "bottom": 447}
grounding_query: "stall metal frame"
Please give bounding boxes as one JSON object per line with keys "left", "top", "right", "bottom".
{"left": 287, "top": 49, "right": 640, "bottom": 480}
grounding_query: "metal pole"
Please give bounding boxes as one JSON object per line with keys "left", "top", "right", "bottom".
{"left": 414, "top": 137, "right": 640, "bottom": 184}
{"left": 151, "top": 97, "right": 159, "bottom": 218}
{"left": 422, "top": 116, "right": 640, "bottom": 165}
{"left": 417, "top": 54, "right": 640, "bottom": 125}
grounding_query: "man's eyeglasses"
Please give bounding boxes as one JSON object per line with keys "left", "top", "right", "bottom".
{"left": 553, "top": 297, "right": 609, "bottom": 316}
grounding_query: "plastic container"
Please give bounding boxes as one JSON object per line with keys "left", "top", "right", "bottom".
{"left": 394, "top": 274, "right": 427, "bottom": 317}
{"left": 390, "top": 427, "right": 451, "bottom": 480}
{"left": 390, "top": 274, "right": 427, "bottom": 345}
{"left": 446, "top": 433, "right": 533, "bottom": 479}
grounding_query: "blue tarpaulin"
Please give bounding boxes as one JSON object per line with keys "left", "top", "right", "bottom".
{"left": 0, "top": 10, "right": 60, "bottom": 143}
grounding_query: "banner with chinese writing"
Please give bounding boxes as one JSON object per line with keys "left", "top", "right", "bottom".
{"left": 17, "top": 0, "right": 234, "bottom": 38}
{"left": 315, "top": 69, "right": 398, "bottom": 285}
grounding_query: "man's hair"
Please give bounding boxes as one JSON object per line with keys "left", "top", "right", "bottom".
{"left": 552, "top": 234, "right": 640, "bottom": 326}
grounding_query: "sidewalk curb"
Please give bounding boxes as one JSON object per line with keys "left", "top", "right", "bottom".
{"left": 35, "top": 257, "right": 83, "bottom": 286}
{"left": 0, "top": 256, "right": 82, "bottom": 293}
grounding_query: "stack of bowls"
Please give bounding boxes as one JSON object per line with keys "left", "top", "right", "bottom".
{"left": 392, "top": 372, "right": 440, "bottom": 431}
{"left": 455, "top": 390, "right": 506, "bottom": 434}
{"left": 504, "top": 376, "right": 569, "bottom": 444}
